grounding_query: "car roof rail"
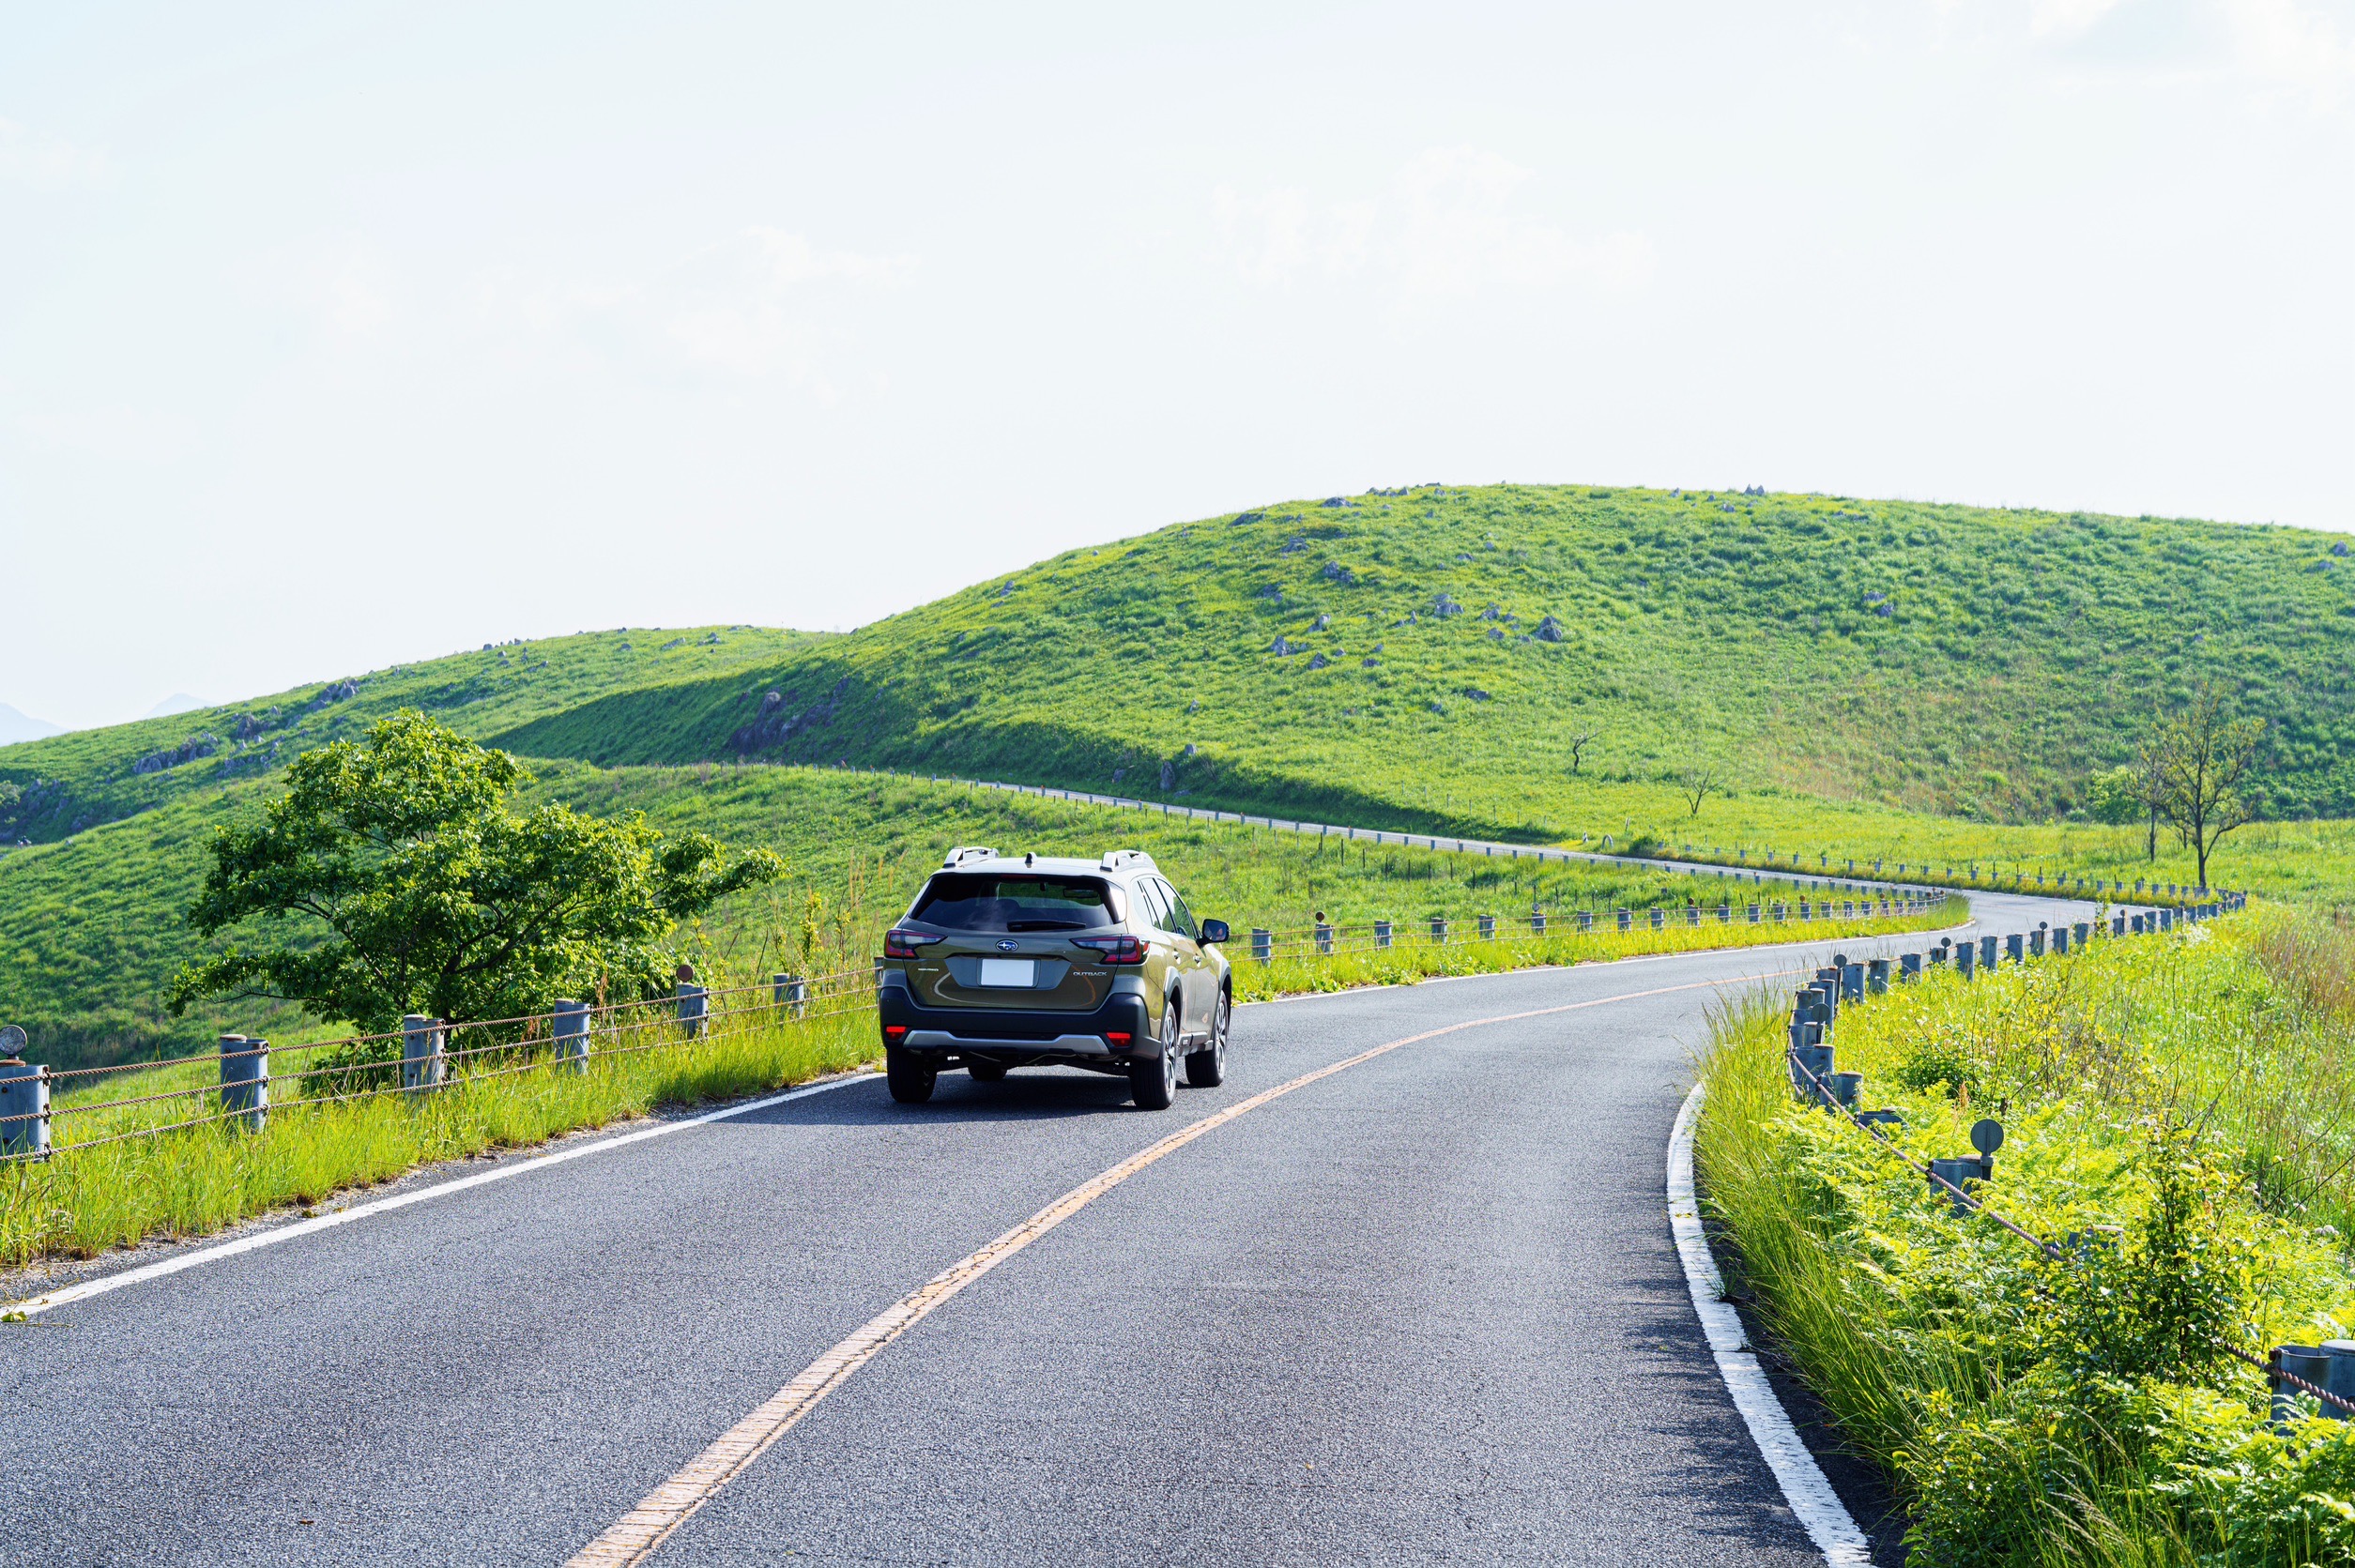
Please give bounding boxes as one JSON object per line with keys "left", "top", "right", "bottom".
{"left": 1099, "top": 849, "right": 1157, "bottom": 873}
{"left": 941, "top": 845, "right": 1000, "bottom": 869}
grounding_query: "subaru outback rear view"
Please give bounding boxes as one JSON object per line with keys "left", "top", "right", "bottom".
{"left": 876, "top": 847, "right": 1233, "bottom": 1109}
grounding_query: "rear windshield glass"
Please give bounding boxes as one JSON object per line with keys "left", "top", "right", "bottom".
{"left": 910, "top": 875, "right": 1117, "bottom": 933}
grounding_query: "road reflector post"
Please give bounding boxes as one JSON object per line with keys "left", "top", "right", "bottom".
{"left": 677, "top": 982, "right": 709, "bottom": 1039}
{"left": 555, "top": 999, "right": 591, "bottom": 1073}
{"left": 0, "top": 1033, "right": 50, "bottom": 1158}
{"left": 1476, "top": 914, "right": 1495, "bottom": 941}
{"left": 1899, "top": 952, "right": 1922, "bottom": 982}
{"left": 219, "top": 1034, "right": 268, "bottom": 1134}
{"left": 1928, "top": 1156, "right": 1991, "bottom": 1214}
{"left": 1250, "top": 928, "right": 1272, "bottom": 964}
{"left": 1374, "top": 920, "right": 1393, "bottom": 950}
{"left": 1789, "top": 1041, "right": 1833, "bottom": 1104}
{"left": 1867, "top": 958, "right": 1890, "bottom": 995}
{"left": 402, "top": 1014, "right": 446, "bottom": 1092}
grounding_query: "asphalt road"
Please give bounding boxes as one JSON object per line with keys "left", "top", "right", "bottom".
{"left": 0, "top": 889, "right": 2115, "bottom": 1567}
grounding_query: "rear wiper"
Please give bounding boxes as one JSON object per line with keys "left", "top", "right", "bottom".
{"left": 1004, "top": 920, "right": 1088, "bottom": 932}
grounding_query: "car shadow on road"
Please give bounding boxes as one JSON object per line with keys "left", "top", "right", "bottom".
{"left": 725, "top": 1067, "right": 1165, "bottom": 1128}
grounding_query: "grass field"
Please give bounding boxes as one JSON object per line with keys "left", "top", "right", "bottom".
{"left": 1695, "top": 908, "right": 2355, "bottom": 1564}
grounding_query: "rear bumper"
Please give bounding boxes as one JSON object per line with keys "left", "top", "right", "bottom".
{"left": 877, "top": 976, "right": 1153, "bottom": 1065}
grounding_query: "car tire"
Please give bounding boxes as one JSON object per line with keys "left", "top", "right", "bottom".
{"left": 886, "top": 1046, "right": 937, "bottom": 1104}
{"left": 1130, "top": 999, "right": 1180, "bottom": 1110}
{"left": 1185, "top": 991, "right": 1230, "bottom": 1088}
{"left": 967, "top": 1060, "right": 1008, "bottom": 1083}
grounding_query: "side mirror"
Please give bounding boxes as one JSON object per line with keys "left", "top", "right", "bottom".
{"left": 1199, "top": 919, "right": 1231, "bottom": 946}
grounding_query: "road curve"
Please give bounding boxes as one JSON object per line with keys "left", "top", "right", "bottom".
{"left": 0, "top": 889, "right": 2114, "bottom": 1567}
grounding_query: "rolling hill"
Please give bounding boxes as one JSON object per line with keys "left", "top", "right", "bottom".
{"left": 491, "top": 484, "right": 2355, "bottom": 832}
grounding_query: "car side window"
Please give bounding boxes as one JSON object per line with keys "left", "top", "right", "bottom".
{"left": 1157, "top": 880, "right": 1199, "bottom": 940}
{"left": 1133, "top": 878, "right": 1171, "bottom": 932}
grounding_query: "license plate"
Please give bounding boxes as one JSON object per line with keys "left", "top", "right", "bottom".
{"left": 978, "top": 958, "right": 1035, "bottom": 988}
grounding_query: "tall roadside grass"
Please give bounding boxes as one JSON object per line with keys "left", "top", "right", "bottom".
{"left": 1693, "top": 908, "right": 2355, "bottom": 1566}
{"left": 0, "top": 900, "right": 1961, "bottom": 1279}
{"left": 0, "top": 1005, "right": 874, "bottom": 1271}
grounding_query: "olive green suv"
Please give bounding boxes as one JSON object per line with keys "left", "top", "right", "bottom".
{"left": 876, "top": 847, "right": 1233, "bottom": 1109}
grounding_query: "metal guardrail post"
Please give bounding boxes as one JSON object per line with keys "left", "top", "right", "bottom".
{"left": 402, "top": 1014, "right": 446, "bottom": 1092}
{"left": 1251, "top": 928, "right": 1272, "bottom": 963}
{"left": 1315, "top": 922, "right": 1334, "bottom": 955}
{"left": 1980, "top": 936, "right": 1998, "bottom": 970}
{"left": 219, "top": 1034, "right": 268, "bottom": 1134}
{"left": 1529, "top": 911, "right": 1546, "bottom": 936}
{"left": 1430, "top": 916, "right": 1448, "bottom": 945}
{"left": 2073, "top": 921, "right": 2090, "bottom": 948}
{"left": 1373, "top": 920, "right": 1393, "bottom": 950}
{"left": 677, "top": 982, "right": 709, "bottom": 1038}
{"left": 1615, "top": 908, "right": 1631, "bottom": 932}
{"left": 1477, "top": 914, "right": 1495, "bottom": 941}
{"left": 555, "top": 999, "right": 591, "bottom": 1073}
{"left": 0, "top": 1038, "right": 50, "bottom": 1159}
{"left": 1899, "top": 952, "right": 1922, "bottom": 982}
{"left": 1957, "top": 943, "right": 1976, "bottom": 980}
{"left": 1577, "top": 910, "right": 1593, "bottom": 932}
{"left": 1867, "top": 958, "right": 1889, "bottom": 995}
{"left": 2006, "top": 934, "right": 2026, "bottom": 965}
{"left": 1746, "top": 903, "right": 1760, "bottom": 923}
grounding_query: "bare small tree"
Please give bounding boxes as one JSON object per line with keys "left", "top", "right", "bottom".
{"left": 1678, "top": 759, "right": 1720, "bottom": 818}
{"left": 1567, "top": 731, "right": 1598, "bottom": 775}
{"left": 2130, "top": 725, "right": 2174, "bottom": 862}
{"left": 2161, "top": 683, "right": 2264, "bottom": 892}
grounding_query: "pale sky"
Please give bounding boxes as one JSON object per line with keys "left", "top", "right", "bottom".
{"left": 4, "top": 0, "right": 2350, "bottom": 731}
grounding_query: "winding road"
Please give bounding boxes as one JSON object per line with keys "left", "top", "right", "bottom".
{"left": 0, "top": 884, "right": 2119, "bottom": 1567}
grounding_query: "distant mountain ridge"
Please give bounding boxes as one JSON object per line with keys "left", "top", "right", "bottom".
{"left": 0, "top": 704, "right": 63, "bottom": 746}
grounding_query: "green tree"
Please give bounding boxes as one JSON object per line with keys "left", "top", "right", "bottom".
{"left": 2082, "top": 766, "right": 2142, "bottom": 826}
{"left": 2161, "top": 682, "right": 2264, "bottom": 892}
{"left": 169, "top": 711, "right": 782, "bottom": 1030}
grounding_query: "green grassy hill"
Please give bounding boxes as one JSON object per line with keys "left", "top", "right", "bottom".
{"left": 0, "top": 626, "right": 825, "bottom": 847}
{"left": 490, "top": 484, "right": 2355, "bottom": 831}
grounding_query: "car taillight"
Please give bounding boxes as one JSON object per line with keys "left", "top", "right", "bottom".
{"left": 884, "top": 929, "right": 943, "bottom": 960}
{"left": 1072, "top": 935, "right": 1148, "bottom": 966}
{"left": 883, "top": 1025, "right": 908, "bottom": 1042}
{"left": 1103, "top": 1031, "right": 1133, "bottom": 1048}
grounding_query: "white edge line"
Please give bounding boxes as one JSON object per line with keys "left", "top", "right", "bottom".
{"left": 2, "top": 1068, "right": 878, "bottom": 1320}
{"left": 1670, "top": 1079, "right": 1873, "bottom": 1567}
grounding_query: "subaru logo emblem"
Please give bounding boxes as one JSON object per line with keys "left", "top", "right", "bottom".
{"left": 997, "top": 939, "right": 1018, "bottom": 951}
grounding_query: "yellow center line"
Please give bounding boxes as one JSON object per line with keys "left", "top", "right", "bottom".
{"left": 563, "top": 967, "right": 1798, "bottom": 1568}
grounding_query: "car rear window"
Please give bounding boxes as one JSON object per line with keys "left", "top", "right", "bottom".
{"left": 910, "top": 875, "right": 1117, "bottom": 933}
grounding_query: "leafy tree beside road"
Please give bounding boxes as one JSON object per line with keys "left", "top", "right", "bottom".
{"left": 170, "top": 711, "right": 782, "bottom": 1031}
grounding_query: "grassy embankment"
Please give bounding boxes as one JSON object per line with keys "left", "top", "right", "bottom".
{"left": 1695, "top": 909, "right": 2355, "bottom": 1564}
